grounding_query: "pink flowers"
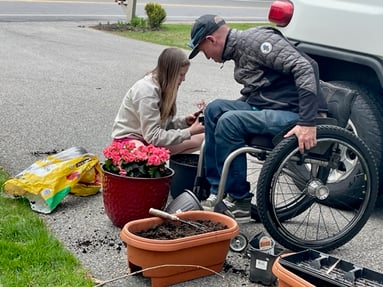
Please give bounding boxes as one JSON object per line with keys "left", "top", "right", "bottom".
{"left": 103, "top": 141, "right": 171, "bottom": 178}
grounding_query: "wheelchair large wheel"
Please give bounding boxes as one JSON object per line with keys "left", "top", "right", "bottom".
{"left": 256, "top": 125, "right": 378, "bottom": 252}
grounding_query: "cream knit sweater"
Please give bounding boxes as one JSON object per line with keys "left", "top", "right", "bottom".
{"left": 111, "top": 74, "right": 191, "bottom": 146}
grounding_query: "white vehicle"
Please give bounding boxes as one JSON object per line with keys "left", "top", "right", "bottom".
{"left": 268, "top": 0, "right": 383, "bottom": 194}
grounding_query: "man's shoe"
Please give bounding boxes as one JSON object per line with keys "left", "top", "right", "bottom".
{"left": 224, "top": 195, "right": 251, "bottom": 220}
{"left": 201, "top": 194, "right": 218, "bottom": 211}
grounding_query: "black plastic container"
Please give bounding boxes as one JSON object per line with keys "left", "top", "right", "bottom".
{"left": 165, "top": 189, "right": 203, "bottom": 213}
{"left": 279, "top": 249, "right": 383, "bottom": 287}
{"left": 249, "top": 246, "right": 285, "bottom": 285}
{"left": 248, "top": 231, "right": 285, "bottom": 286}
{"left": 169, "top": 154, "right": 199, "bottom": 198}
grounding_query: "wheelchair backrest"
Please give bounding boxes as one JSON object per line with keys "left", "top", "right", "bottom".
{"left": 320, "top": 81, "right": 357, "bottom": 128}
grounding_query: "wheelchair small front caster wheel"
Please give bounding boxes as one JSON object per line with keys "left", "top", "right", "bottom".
{"left": 229, "top": 233, "right": 248, "bottom": 252}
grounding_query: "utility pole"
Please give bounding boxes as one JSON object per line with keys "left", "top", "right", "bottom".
{"left": 115, "top": 0, "right": 137, "bottom": 22}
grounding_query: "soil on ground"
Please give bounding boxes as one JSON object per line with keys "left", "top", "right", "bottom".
{"left": 91, "top": 22, "right": 147, "bottom": 32}
{"left": 134, "top": 220, "right": 227, "bottom": 240}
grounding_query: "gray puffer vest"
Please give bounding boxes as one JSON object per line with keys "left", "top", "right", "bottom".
{"left": 222, "top": 26, "right": 327, "bottom": 126}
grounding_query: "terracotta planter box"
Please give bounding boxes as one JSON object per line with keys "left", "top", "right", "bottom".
{"left": 120, "top": 210, "right": 239, "bottom": 287}
{"left": 272, "top": 255, "right": 315, "bottom": 287}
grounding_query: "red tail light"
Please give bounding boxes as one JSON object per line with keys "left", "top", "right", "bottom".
{"left": 268, "top": 0, "right": 294, "bottom": 27}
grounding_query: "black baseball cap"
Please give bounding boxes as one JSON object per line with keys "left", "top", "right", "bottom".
{"left": 188, "top": 15, "right": 226, "bottom": 59}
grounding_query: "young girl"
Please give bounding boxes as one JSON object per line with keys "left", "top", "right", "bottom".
{"left": 111, "top": 47, "right": 205, "bottom": 154}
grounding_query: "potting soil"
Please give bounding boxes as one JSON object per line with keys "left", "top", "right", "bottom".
{"left": 134, "top": 220, "right": 227, "bottom": 240}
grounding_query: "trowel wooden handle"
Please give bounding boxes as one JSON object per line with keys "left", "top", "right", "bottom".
{"left": 149, "top": 208, "right": 178, "bottom": 221}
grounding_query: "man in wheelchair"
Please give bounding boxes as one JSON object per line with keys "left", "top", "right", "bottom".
{"left": 188, "top": 15, "right": 328, "bottom": 219}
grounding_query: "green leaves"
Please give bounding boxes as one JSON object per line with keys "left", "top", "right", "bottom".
{"left": 145, "top": 2, "right": 166, "bottom": 30}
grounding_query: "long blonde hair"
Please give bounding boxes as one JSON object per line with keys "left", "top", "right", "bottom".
{"left": 151, "top": 48, "right": 190, "bottom": 121}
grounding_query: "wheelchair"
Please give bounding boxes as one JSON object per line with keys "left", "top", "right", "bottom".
{"left": 193, "top": 82, "right": 379, "bottom": 253}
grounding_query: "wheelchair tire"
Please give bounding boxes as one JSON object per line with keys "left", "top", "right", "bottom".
{"left": 256, "top": 125, "right": 378, "bottom": 252}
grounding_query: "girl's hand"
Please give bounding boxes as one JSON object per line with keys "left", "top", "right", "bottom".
{"left": 189, "top": 118, "right": 205, "bottom": 135}
{"left": 185, "top": 100, "right": 206, "bottom": 126}
{"left": 186, "top": 111, "right": 202, "bottom": 126}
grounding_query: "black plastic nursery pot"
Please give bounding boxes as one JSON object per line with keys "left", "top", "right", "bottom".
{"left": 169, "top": 154, "right": 199, "bottom": 198}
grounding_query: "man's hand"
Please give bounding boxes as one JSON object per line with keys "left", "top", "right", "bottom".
{"left": 284, "top": 125, "right": 317, "bottom": 153}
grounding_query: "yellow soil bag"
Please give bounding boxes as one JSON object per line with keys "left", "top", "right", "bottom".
{"left": 3, "top": 147, "right": 101, "bottom": 213}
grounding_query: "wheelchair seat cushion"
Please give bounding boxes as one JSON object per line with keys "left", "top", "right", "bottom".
{"left": 247, "top": 134, "right": 275, "bottom": 149}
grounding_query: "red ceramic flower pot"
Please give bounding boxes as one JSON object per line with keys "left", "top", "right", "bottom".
{"left": 120, "top": 210, "right": 239, "bottom": 287}
{"left": 102, "top": 167, "right": 174, "bottom": 228}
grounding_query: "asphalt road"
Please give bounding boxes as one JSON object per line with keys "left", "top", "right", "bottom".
{"left": 2, "top": 21, "right": 383, "bottom": 287}
{"left": 0, "top": 0, "right": 271, "bottom": 22}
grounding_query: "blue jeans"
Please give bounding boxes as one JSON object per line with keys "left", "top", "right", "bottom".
{"left": 204, "top": 99, "right": 299, "bottom": 199}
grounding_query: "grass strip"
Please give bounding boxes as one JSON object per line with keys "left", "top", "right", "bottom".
{"left": 105, "top": 22, "right": 267, "bottom": 49}
{"left": 0, "top": 169, "right": 94, "bottom": 287}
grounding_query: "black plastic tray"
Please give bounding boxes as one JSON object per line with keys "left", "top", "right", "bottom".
{"left": 279, "top": 249, "right": 383, "bottom": 287}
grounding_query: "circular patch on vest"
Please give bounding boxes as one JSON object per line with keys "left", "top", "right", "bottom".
{"left": 260, "top": 42, "right": 272, "bottom": 54}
